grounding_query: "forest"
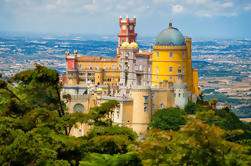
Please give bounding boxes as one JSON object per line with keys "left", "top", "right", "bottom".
{"left": 0, "top": 65, "right": 250, "bottom": 166}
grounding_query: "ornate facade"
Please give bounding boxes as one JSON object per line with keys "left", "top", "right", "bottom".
{"left": 62, "top": 16, "right": 199, "bottom": 136}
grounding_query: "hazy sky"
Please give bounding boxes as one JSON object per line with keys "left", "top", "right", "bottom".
{"left": 0, "top": 0, "right": 251, "bottom": 39}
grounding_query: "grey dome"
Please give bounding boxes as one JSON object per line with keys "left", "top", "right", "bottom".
{"left": 155, "top": 22, "right": 186, "bottom": 46}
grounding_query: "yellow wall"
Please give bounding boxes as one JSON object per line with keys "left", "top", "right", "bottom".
{"left": 123, "top": 102, "right": 134, "bottom": 128}
{"left": 131, "top": 89, "right": 152, "bottom": 134}
{"left": 78, "top": 61, "right": 118, "bottom": 70}
{"left": 67, "top": 75, "right": 78, "bottom": 85}
{"left": 69, "top": 60, "right": 120, "bottom": 86}
{"left": 152, "top": 39, "right": 195, "bottom": 93}
{"left": 193, "top": 69, "right": 199, "bottom": 94}
{"left": 95, "top": 72, "right": 104, "bottom": 85}
{"left": 68, "top": 95, "right": 96, "bottom": 137}
{"left": 152, "top": 46, "right": 188, "bottom": 84}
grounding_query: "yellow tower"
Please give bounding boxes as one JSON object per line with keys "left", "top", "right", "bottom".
{"left": 152, "top": 21, "right": 197, "bottom": 94}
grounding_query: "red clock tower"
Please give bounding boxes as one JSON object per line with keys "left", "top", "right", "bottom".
{"left": 117, "top": 16, "right": 137, "bottom": 55}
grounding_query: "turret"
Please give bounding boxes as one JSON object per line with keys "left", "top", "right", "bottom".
{"left": 173, "top": 67, "right": 190, "bottom": 108}
{"left": 65, "top": 50, "right": 78, "bottom": 70}
{"left": 117, "top": 16, "right": 138, "bottom": 55}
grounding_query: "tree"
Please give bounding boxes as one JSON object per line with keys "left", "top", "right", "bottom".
{"left": 196, "top": 109, "right": 251, "bottom": 142}
{"left": 184, "top": 101, "right": 205, "bottom": 114}
{"left": 79, "top": 152, "right": 142, "bottom": 166}
{"left": 148, "top": 108, "right": 186, "bottom": 131}
{"left": 138, "top": 118, "right": 251, "bottom": 166}
{"left": 82, "top": 125, "right": 137, "bottom": 155}
{"left": 88, "top": 100, "right": 119, "bottom": 127}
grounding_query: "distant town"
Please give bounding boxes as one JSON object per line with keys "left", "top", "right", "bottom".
{"left": 0, "top": 32, "right": 250, "bottom": 117}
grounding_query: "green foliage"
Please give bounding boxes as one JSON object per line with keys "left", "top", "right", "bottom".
{"left": 83, "top": 125, "right": 137, "bottom": 155}
{"left": 79, "top": 152, "right": 142, "bottom": 166}
{"left": 196, "top": 109, "right": 251, "bottom": 142}
{"left": 148, "top": 108, "right": 186, "bottom": 131}
{"left": 1, "top": 64, "right": 250, "bottom": 165}
{"left": 89, "top": 100, "right": 119, "bottom": 126}
{"left": 184, "top": 101, "right": 205, "bottom": 114}
{"left": 139, "top": 118, "right": 251, "bottom": 166}
{"left": 86, "top": 125, "right": 137, "bottom": 141}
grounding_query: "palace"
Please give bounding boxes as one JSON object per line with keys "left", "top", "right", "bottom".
{"left": 62, "top": 16, "right": 199, "bottom": 136}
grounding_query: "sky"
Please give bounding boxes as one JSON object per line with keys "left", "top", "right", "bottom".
{"left": 0, "top": 0, "right": 251, "bottom": 39}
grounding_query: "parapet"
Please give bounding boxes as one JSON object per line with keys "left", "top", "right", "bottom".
{"left": 119, "top": 16, "right": 136, "bottom": 25}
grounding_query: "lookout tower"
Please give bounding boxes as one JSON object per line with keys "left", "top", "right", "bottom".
{"left": 117, "top": 16, "right": 137, "bottom": 54}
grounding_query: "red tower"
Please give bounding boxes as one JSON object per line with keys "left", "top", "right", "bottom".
{"left": 117, "top": 16, "right": 137, "bottom": 54}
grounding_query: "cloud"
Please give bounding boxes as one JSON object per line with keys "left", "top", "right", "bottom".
{"left": 172, "top": 5, "right": 184, "bottom": 14}
{"left": 244, "top": 4, "right": 251, "bottom": 11}
{"left": 0, "top": 0, "right": 249, "bottom": 25}
{"left": 221, "top": 2, "right": 233, "bottom": 8}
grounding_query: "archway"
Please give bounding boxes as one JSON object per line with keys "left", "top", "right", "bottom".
{"left": 73, "top": 103, "right": 85, "bottom": 113}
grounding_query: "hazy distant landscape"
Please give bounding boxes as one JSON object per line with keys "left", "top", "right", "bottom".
{"left": 0, "top": 32, "right": 250, "bottom": 117}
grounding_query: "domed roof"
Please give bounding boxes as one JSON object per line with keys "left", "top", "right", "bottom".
{"left": 129, "top": 42, "right": 138, "bottom": 48}
{"left": 121, "top": 42, "right": 129, "bottom": 47}
{"left": 155, "top": 22, "right": 186, "bottom": 46}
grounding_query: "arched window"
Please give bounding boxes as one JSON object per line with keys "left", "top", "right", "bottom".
{"left": 73, "top": 104, "right": 84, "bottom": 113}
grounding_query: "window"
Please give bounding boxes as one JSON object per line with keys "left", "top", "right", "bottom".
{"left": 144, "top": 106, "right": 147, "bottom": 112}
{"left": 96, "top": 64, "right": 99, "bottom": 69}
{"left": 73, "top": 104, "right": 84, "bottom": 113}
{"left": 144, "top": 96, "right": 148, "bottom": 104}
{"left": 156, "top": 66, "right": 159, "bottom": 73}
{"left": 88, "top": 64, "right": 91, "bottom": 69}
{"left": 104, "top": 64, "right": 106, "bottom": 69}
{"left": 78, "top": 129, "right": 82, "bottom": 133}
{"left": 156, "top": 52, "right": 159, "bottom": 58}
{"left": 160, "top": 104, "right": 164, "bottom": 109}
{"left": 129, "top": 25, "right": 134, "bottom": 30}
{"left": 151, "top": 93, "right": 155, "bottom": 99}
{"left": 169, "top": 76, "right": 172, "bottom": 80}
{"left": 169, "top": 52, "right": 173, "bottom": 58}
{"left": 182, "top": 52, "right": 185, "bottom": 58}
{"left": 169, "top": 67, "right": 173, "bottom": 73}
{"left": 152, "top": 104, "right": 155, "bottom": 109}
{"left": 69, "top": 78, "right": 72, "bottom": 83}
{"left": 112, "top": 64, "right": 115, "bottom": 68}
{"left": 182, "top": 66, "right": 185, "bottom": 73}
{"left": 113, "top": 72, "right": 115, "bottom": 76}
{"left": 122, "top": 25, "right": 126, "bottom": 30}
{"left": 156, "top": 75, "right": 159, "bottom": 80}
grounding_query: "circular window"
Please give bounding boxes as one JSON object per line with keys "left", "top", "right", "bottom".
{"left": 73, "top": 104, "right": 84, "bottom": 113}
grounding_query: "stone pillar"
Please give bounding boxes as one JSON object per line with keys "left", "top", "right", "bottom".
{"left": 119, "top": 48, "right": 126, "bottom": 86}
{"left": 127, "top": 48, "right": 135, "bottom": 87}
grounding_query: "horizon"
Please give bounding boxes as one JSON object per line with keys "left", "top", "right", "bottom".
{"left": 0, "top": 0, "right": 251, "bottom": 39}
{"left": 1, "top": 30, "right": 251, "bottom": 41}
